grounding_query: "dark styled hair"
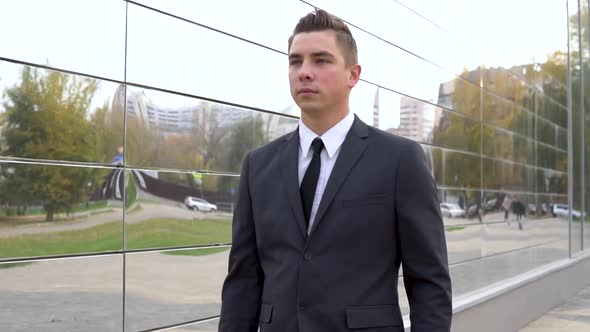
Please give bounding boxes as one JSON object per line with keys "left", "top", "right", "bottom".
{"left": 288, "top": 9, "right": 358, "bottom": 67}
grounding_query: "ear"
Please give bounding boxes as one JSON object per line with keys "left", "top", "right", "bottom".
{"left": 348, "top": 64, "right": 361, "bottom": 88}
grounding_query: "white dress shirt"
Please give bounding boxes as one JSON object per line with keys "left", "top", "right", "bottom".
{"left": 298, "top": 111, "right": 355, "bottom": 232}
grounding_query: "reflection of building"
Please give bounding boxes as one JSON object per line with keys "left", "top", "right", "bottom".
{"left": 122, "top": 87, "right": 258, "bottom": 137}
{"left": 373, "top": 88, "right": 379, "bottom": 128}
{"left": 387, "top": 96, "right": 438, "bottom": 142}
{"left": 125, "top": 89, "right": 198, "bottom": 135}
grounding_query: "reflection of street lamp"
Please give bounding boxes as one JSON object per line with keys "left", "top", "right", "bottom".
{"left": 192, "top": 172, "right": 204, "bottom": 198}
{"left": 86, "top": 181, "right": 92, "bottom": 208}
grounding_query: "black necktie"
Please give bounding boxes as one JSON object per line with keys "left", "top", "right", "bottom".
{"left": 301, "top": 138, "right": 324, "bottom": 229}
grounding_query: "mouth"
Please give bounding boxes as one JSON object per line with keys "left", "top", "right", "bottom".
{"left": 297, "top": 88, "right": 317, "bottom": 95}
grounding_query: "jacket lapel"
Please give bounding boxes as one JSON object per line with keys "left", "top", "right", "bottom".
{"left": 309, "top": 115, "right": 369, "bottom": 235}
{"left": 279, "top": 129, "right": 308, "bottom": 238}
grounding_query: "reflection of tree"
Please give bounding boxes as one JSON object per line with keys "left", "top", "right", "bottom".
{"left": 217, "top": 114, "right": 267, "bottom": 193}
{"left": 568, "top": 6, "right": 590, "bottom": 211}
{"left": 0, "top": 67, "right": 101, "bottom": 221}
{"left": 430, "top": 46, "right": 574, "bottom": 212}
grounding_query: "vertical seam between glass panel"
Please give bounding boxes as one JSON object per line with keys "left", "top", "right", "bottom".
{"left": 578, "top": 0, "right": 586, "bottom": 250}
{"left": 567, "top": 0, "right": 574, "bottom": 258}
{"left": 578, "top": 0, "right": 587, "bottom": 251}
{"left": 123, "top": 1, "right": 129, "bottom": 331}
{"left": 480, "top": 70, "right": 484, "bottom": 209}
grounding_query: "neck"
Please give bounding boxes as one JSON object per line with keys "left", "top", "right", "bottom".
{"left": 301, "top": 107, "right": 349, "bottom": 136}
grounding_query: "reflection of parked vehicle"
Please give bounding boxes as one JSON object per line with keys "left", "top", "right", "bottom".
{"left": 440, "top": 203, "right": 465, "bottom": 218}
{"left": 552, "top": 204, "right": 583, "bottom": 219}
{"left": 466, "top": 204, "right": 479, "bottom": 218}
{"left": 483, "top": 198, "right": 498, "bottom": 212}
{"left": 184, "top": 197, "right": 217, "bottom": 212}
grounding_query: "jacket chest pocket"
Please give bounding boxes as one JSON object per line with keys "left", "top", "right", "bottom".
{"left": 341, "top": 193, "right": 392, "bottom": 208}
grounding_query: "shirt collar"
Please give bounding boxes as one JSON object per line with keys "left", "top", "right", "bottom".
{"left": 299, "top": 111, "right": 355, "bottom": 158}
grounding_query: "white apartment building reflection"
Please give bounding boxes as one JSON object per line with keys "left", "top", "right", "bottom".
{"left": 388, "top": 96, "right": 441, "bottom": 142}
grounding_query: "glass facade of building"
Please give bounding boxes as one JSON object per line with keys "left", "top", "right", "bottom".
{"left": 0, "top": 0, "right": 588, "bottom": 331}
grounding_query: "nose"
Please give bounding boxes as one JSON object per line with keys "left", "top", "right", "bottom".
{"left": 297, "top": 61, "right": 314, "bottom": 81}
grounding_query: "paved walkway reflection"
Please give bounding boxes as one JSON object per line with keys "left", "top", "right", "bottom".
{"left": 519, "top": 284, "right": 590, "bottom": 331}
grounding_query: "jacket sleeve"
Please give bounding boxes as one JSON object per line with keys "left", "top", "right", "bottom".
{"left": 395, "top": 141, "right": 453, "bottom": 332}
{"left": 219, "top": 152, "right": 264, "bottom": 332}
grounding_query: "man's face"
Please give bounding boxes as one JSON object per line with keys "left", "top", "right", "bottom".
{"left": 288, "top": 30, "right": 360, "bottom": 114}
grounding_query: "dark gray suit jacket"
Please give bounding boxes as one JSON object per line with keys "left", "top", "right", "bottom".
{"left": 219, "top": 116, "right": 452, "bottom": 332}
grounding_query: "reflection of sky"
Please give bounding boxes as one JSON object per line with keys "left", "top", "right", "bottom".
{"left": 0, "top": 0, "right": 569, "bottom": 130}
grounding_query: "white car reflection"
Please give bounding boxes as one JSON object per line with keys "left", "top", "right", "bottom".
{"left": 552, "top": 204, "right": 584, "bottom": 219}
{"left": 184, "top": 196, "right": 217, "bottom": 212}
{"left": 440, "top": 203, "right": 465, "bottom": 218}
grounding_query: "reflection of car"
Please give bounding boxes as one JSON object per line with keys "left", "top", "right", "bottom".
{"left": 184, "top": 197, "right": 217, "bottom": 212}
{"left": 552, "top": 204, "right": 583, "bottom": 219}
{"left": 483, "top": 198, "right": 498, "bottom": 212}
{"left": 440, "top": 203, "right": 465, "bottom": 218}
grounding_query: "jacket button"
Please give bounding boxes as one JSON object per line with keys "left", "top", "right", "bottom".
{"left": 303, "top": 252, "right": 312, "bottom": 260}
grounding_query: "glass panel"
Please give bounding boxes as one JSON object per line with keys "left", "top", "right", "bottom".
{"left": 483, "top": 67, "right": 533, "bottom": 112}
{"left": 537, "top": 143, "right": 568, "bottom": 173}
{"left": 381, "top": 92, "right": 480, "bottom": 152}
{"left": 349, "top": 25, "right": 479, "bottom": 117}
{"left": 125, "top": 170, "right": 236, "bottom": 251}
{"left": 481, "top": 216, "right": 567, "bottom": 258}
{"left": 407, "top": 98, "right": 481, "bottom": 153}
{"left": 536, "top": 118, "right": 558, "bottom": 147}
{"left": 438, "top": 189, "right": 482, "bottom": 225}
{"left": 581, "top": 0, "right": 590, "bottom": 251}
{"left": 302, "top": 0, "right": 482, "bottom": 81}
{"left": 125, "top": 247, "right": 228, "bottom": 331}
{"left": 557, "top": 127, "right": 568, "bottom": 151}
{"left": 0, "top": 255, "right": 123, "bottom": 332}
{"left": 0, "top": 162, "right": 123, "bottom": 261}
{"left": 0, "top": 61, "right": 125, "bottom": 165}
{"left": 537, "top": 94, "right": 568, "bottom": 129}
{"left": 350, "top": 81, "right": 380, "bottom": 127}
{"left": 450, "top": 239, "right": 568, "bottom": 298}
{"left": 125, "top": 86, "right": 298, "bottom": 172}
{"left": 482, "top": 91, "right": 534, "bottom": 139}
{"left": 427, "top": 146, "right": 481, "bottom": 189}
{"left": 482, "top": 159, "right": 535, "bottom": 193}
{"left": 131, "top": 0, "right": 310, "bottom": 53}
{"left": 0, "top": 0, "right": 125, "bottom": 80}
{"left": 537, "top": 169, "right": 568, "bottom": 196}
{"left": 482, "top": 125, "right": 535, "bottom": 165}
{"left": 445, "top": 224, "right": 482, "bottom": 265}
{"left": 570, "top": 0, "right": 583, "bottom": 255}
{"left": 126, "top": 3, "right": 294, "bottom": 114}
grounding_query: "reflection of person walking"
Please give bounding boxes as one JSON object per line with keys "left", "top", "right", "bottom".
{"left": 503, "top": 195, "right": 512, "bottom": 223}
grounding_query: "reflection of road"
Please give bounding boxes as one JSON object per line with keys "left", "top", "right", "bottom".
{"left": 0, "top": 204, "right": 123, "bottom": 238}
{"left": 0, "top": 217, "right": 574, "bottom": 331}
{"left": 0, "top": 250, "right": 230, "bottom": 332}
{"left": 0, "top": 202, "right": 231, "bottom": 238}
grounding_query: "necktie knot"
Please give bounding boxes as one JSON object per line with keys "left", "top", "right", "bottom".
{"left": 311, "top": 138, "right": 324, "bottom": 155}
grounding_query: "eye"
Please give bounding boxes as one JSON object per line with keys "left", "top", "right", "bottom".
{"left": 289, "top": 59, "right": 302, "bottom": 66}
{"left": 316, "top": 58, "right": 329, "bottom": 64}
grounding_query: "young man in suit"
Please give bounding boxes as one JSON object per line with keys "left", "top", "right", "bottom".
{"left": 219, "top": 9, "right": 452, "bottom": 332}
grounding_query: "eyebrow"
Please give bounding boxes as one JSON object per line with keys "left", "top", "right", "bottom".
{"left": 288, "top": 51, "right": 335, "bottom": 59}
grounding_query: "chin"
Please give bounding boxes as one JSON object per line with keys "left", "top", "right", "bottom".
{"left": 298, "top": 104, "right": 322, "bottom": 115}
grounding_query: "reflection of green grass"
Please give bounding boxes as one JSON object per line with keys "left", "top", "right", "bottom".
{"left": 126, "top": 218, "right": 231, "bottom": 250}
{"left": 0, "top": 218, "right": 231, "bottom": 259}
{"left": 0, "top": 262, "right": 34, "bottom": 269}
{"left": 0, "top": 221, "right": 123, "bottom": 259}
{"left": 445, "top": 226, "right": 466, "bottom": 232}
